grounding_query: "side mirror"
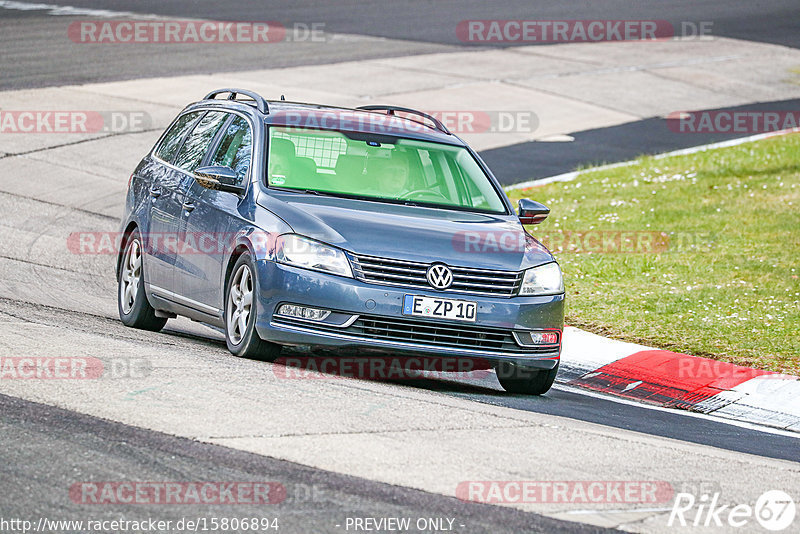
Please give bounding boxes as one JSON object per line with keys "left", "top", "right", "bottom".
{"left": 194, "top": 165, "right": 246, "bottom": 195}
{"left": 518, "top": 198, "right": 550, "bottom": 225}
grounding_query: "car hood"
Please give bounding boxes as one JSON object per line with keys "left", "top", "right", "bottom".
{"left": 256, "top": 191, "right": 554, "bottom": 271}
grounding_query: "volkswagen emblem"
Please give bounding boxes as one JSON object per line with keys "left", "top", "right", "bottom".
{"left": 426, "top": 263, "right": 453, "bottom": 289}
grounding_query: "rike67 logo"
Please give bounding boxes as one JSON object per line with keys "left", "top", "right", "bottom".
{"left": 669, "top": 490, "right": 796, "bottom": 531}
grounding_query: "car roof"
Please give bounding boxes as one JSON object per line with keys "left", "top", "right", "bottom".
{"left": 186, "top": 89, "right": 467, "bottom": 147}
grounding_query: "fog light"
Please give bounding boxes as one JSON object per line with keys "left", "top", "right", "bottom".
{"left": 530, "top": 332, "right": 559, "bottom": 345}
{"left": 513, "top": 331, "right": 560, "bottom": 347}
{"left": 277, "top": 304, "right": 331, "bottom": 322}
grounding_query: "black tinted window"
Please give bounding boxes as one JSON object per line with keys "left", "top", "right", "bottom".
{"left": 209, "top": 116, "right": 253, "bottom": 184}
{"left": 155, "top": 111, "right": 203, "bottom": 163}
{"left": 174, "top": 111, "right": 228, "bottom": 172}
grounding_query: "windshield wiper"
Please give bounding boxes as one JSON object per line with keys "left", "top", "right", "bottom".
{"left": 272, "top": 188, "right": 441, "bottom": 210}
{"left": 273, "top": 187, "right": 329, "bottom": 196}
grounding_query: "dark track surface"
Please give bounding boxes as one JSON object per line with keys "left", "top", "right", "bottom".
{"left": 0, "top": 393, "right": 608, "bottom": 534}
{"left": 23, "top": 0, "right": 800, "bottom": 48}
{"left": 483, "top": 98, "right": 800, "bottom": 185}
{"left": 1, "top": 0, "right": 799, "bottom": 90}
{"left": 0, "top": 9, "right": 458, "bottom": 90}
{"left": 392, "top": 378, "right": 800, "bottom": 463}
{"left": 2, "top": 2, "right": 798, "bottom": 185}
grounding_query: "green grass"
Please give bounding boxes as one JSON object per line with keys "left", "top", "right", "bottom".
{"left": 508, "top": 134, "right": 800, "bottom": 374}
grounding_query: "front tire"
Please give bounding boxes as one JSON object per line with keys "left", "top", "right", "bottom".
{"left": 496, "top": 362, "right": 559, "bottom": 395}
{"left": 118, "top": 231, "right": 168, "bottom": 332}
{"left": 224, "top": 253, "right": 281, "bottom": 361}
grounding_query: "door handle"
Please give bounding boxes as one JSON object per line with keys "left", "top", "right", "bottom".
{"left": 183, "top": 201, "right": 196, "bottom": 213}
{"left": 149, "top": 186, "right": 162, "bottom": 198}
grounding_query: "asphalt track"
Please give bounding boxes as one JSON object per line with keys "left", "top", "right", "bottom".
{"left": 482, "top": 97, "right": 800, "bottom": 183}
{"left": 0, "top": 393, "right": 608, "bottom": 534}
{"left": 2, "top": 0, "right": 798, "bottom": 90}
{"left": 0, "top": 290, "right": 796, "bottom": 532}
{"left": 410, "top": 380, "right": 800, "bottom": 464}
{"left": 1, "top": 2, "right": 799, "bottom": 533}
{"left": 2, "top": 2, "right": 800, "bottom": 181}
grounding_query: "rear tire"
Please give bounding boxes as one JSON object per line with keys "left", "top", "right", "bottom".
{"left": 224, "top": 253, "right": 281, "bottom": 361}
{"left": 118, "top": 231, "right": 168, "bottom": 332}
{"left": 496, "top": 362, "right": 559, "bottom": 395}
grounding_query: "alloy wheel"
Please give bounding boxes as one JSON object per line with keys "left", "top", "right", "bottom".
{"left": 119, "top": 238, "right": 142, "bottom": 314}
{"left": 227, "top": 264, "right": 253, "bottom": 345}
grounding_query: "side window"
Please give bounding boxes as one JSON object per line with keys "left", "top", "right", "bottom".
{"left": 209, "top": 116, "right": 252, "bottom": 183}
{"left": 155, "top": 111, "right": 203, "bottom": 163}
{"left": 174, "top": 111, "right": 228, "bottom": 173}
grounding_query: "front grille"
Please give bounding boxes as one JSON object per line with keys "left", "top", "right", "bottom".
{"left": 273, "top": 313, "right": 558, "bottom": 355}
{"left": 347, "top": 252, "right": 523, "bottom": 297}
{"left": 354, "top": 316, "right": 525, "bottom": 352}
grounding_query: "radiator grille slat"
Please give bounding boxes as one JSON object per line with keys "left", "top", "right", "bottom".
{"left": 348, "top": 252, "right": 522, "bottom": 297}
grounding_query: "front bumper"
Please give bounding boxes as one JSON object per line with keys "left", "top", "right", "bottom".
{"left": 254, "top": 261, "right": 564, "bottom": 367}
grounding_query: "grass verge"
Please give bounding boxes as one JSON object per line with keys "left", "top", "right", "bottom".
{"left": 508, "top": 134, "right": 800, "bottom": 374}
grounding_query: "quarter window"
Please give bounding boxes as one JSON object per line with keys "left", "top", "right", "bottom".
{"left": 154, "top": 111, "right": 203, "bottom": 163}
{"left": 174, "top": 111, "right": 228, "bottom": 172}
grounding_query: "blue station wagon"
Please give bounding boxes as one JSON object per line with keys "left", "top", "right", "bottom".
{"left": 117, "top": 89, "right": 565, "bottom": 394}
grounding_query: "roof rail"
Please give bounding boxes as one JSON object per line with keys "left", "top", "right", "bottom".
{"left": 204, "top": 88, "right": 269, "bottom": 114}
{"left": 356, "top": 105, "right": 451, "bottom": 135}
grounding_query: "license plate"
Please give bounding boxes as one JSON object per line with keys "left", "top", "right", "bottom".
{"left": 402, "top": 295, "right": 477, "bottom": 322}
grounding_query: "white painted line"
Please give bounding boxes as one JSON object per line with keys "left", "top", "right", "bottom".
{"left": 553, "top": 384, "right": 800, "bottom": 439}
{"left": 564, "top": 507, "right": 674, "bottom": 515}
{"left": 0, "top": 0, "right": 163, "bottom": 18}
{"left": 0, "top": 0, "right": 386, "bottom": 43}
{"left": 506, "top": 127, "right": 800, "bottom": 191}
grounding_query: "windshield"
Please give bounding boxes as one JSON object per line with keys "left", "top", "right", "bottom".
{"left": 266, "top": 127, "right": 507, "bottom": 214}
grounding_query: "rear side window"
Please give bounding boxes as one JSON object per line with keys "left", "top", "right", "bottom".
{"left": 174, "top": 111, "right": 228, "bottom": 173}
{"left": 155, "top": 111, "right": 203, "bottom": 163}
{"left": 209, "top": 116, "right": 252, "bottom": 184}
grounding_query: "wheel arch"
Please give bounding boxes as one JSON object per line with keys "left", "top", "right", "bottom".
{"left": 224, "top": 242, "right": 253, "bottom": 297}
{"left": 221, "top": 228, "right": 275, "bottom": 295}
{"left": 116, "top": 221, "right": 140, "bottom": 280}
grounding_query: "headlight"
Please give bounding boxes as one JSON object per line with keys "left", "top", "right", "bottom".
{"left": 519, "top": 262, "right": 563, "bottom": 296}
{"left": 275, "top": 234, "right": 353, "bottom": 278}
